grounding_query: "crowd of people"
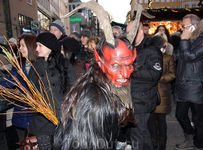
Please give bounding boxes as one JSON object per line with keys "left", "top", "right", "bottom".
{"left": 0, "top": 5, "right": 203, "bottom": 150}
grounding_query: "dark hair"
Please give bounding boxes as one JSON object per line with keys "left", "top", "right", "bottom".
{"left": 18, "top": 32, "right": 38, "bottom": 64}
{"left": 47, "top": 51, "right": 67, "bottom": 93}
{"left": 143, "top": 23, "right": 149, "bottom": 27}
{"left": 54, "top": 37, "right": 133, "bottom": 150}
{"left": 154, "top": 25, "right": 172, "bottom": 43}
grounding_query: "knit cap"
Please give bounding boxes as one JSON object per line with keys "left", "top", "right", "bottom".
{"left": 80, "top": 29, "right": 92, "bottom": 38}
{"left": 36, "top": 32, "right": 60, "bottom": 52}
{"left": 49, "top": 20, "right": 66, "bottom": 35}
{"left": 70, "top": 32, "right": 80, "bottom": 41}
{"left": 8, "top": 37, "right": 17, "bottom": 44}
{"left": 60, "top": 37, "right": 80, "bottom": 55}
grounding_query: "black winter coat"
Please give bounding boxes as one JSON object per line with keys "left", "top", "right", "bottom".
{"left": 28, "top": 57, "right": 77, "bottom": 136}
{"left": 174, "top": 31, "right": 203, "bottom": 104}
{"left": 131, "top": 35, "right": 163, "bottom": 114}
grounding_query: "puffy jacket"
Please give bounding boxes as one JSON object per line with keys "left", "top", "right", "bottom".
{"left": 131, "top": 34, "right": 163, "bottom": 114}
{"left": 154, "top": 54, "right": 176, "bottom": 113}
{"left": 0, "top": 62, "right": 32, "bottom": 129}
{"left": 28, "top": 57, "right": 77, "bottom": 136}
{"left": 174, "top": 24, "right": 203, "bottom": 104}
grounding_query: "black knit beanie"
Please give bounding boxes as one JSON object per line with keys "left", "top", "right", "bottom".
{"left": 60, "top": 37, "right": 80, "bottom": 55}
{"left": 36, "top": 32, "right": 60, "bottom": 52}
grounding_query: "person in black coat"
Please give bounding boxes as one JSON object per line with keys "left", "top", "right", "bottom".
{"left": 28, "top": 32, "right": 77, "bottom": 150}
{"left": 173, "top": 14, "right": 203, "bottom": 150}
{"left": 126, "top": 22, "right": 163, "bottom": 150}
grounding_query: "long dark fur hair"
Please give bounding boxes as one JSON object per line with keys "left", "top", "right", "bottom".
{"left": 47, "top": 51, "right": 67, "bottom": 94}
{"left": 54, "top": 37, "right": 134, "bottom": 150}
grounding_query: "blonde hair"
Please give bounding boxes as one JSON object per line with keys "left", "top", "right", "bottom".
{"left": 155, "top": 32, "right": 168, "bottom": 43}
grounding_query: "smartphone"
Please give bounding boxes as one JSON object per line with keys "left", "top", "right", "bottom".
{"left": 189, "top": 25, "right": 195, "bottom": 32}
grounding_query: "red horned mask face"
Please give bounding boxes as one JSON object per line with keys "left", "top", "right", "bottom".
{"left": 95, "top": 39, "right": 137, "bottom": 87}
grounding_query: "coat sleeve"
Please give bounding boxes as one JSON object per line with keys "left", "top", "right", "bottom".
{"left": 159, "top": 55, "right": 176, "bottom": 84}
{"left": 180, "top": 38, "right": 203, "bottom": 62}
{"left": 0, "top": 67, "right": 20, "bottom": 88}
{"left": 132, "top": 46, "right": 163, "bottom": 81}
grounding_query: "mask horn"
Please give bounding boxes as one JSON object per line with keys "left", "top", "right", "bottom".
{"left": 61, "top": 0, "right": 115, "bottom": 47}
{"left": 127, "top": 1, "right": 155, "bottom": 44}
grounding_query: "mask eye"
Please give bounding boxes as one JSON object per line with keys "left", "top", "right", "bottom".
{"left": 126, "top": 64, "right": 132, "bottom": 69}
{"left": 112, "top": 64, "right": 120, "bottom": 69}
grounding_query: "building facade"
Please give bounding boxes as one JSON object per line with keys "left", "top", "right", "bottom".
{"left": 138, "top": 0, "right": 201, "bottom": 9}
{"left": 0, "top": 0, "right": 70, "bottom": 39}
{"left": 0, "top": 0, "right": 38, "bottom": 39}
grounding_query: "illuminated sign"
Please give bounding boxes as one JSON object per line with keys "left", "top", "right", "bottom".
{"left": 70, "top": 18, "right": 82, "bottom": 22}
{"left": 70, "top": 14, "right": 82, "bottom": 22}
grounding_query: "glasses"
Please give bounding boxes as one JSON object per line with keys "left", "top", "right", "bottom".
{"left": 182, "top": 24, "right": 192, "bottom": 29}
{"left": 113, "top": 32, "right": 120, "bottom": 36}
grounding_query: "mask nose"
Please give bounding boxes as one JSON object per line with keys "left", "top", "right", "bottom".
{"left": 120, "top": 66, "right": 129, "bottom": 78}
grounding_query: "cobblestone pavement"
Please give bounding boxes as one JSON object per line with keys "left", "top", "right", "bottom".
{"left": 166, "top": 100, "right": 185, "bottom": 150}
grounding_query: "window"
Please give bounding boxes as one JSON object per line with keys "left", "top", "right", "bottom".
{"left": 139, "top": 0, "right": 143, "bottom": 3}
{"left": 166, "top": 0, "right": 170, "bottom": 2}
{"left": 155, "top": 0, "right": 159, "bottom": 2}
{"left": 172, "top": 6, "right": 176, "bottom": 8}
{"left": 3, "top": 0, "right": 12, "bottom": 38}
{"left": 161, "top": 0, "right": 165, "bottom": 3}
{"left": 167, "top": 6, "right": 170, "bottom": 8}
{"left": 155, "top": 6, "right": 159, "bottom": 8}
{"left": 18, "top": 14, "right": 33, "bottom": 33}
{"left": 144, "top": 0, "right": 148, "bottom": 3}
{"left": 177, "top": 5, "right": 181, "bottom": 8}
{"left": 171, "top": 0, "right": 176, "bottom": 2}
{"left": 192, "top": 4, "right": 196, "bottom": 7}
{"left": 177, "top": 0, "right": 181, "bottom": 2}
{"left": 185, "top": 4, "right": 189, "bottom": 8}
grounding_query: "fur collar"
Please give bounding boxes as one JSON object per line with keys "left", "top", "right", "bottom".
{"left": 165, "top": 43, "right": 173, "bottom": 56}
{"left": 191, "top": 19, "right": 203, "bottom": 41}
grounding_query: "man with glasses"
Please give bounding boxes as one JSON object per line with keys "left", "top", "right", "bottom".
{"left": 174, "top": 14, "right": 203, "bottom": 150}
{"left": 112, "top": 25, "right": 123, "bottom": 38}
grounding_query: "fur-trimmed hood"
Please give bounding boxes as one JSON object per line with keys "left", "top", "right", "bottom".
{"left": 165, "top": 43, "right": 174, "bottom": 56}
{"left": 191, "top": 19, "right": 203, "bottom": 41}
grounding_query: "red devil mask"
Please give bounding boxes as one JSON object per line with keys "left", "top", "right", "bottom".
{"left": 95, "top": 39, "right": 137, "bottom": 87}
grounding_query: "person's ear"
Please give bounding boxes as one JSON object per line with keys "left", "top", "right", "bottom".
{"left": 94, "top": 48, "right": 105, "bottom": 72}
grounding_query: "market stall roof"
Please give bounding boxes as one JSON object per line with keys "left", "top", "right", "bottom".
{"left": 141, "top": 7, "right": 203, "bottom": 22}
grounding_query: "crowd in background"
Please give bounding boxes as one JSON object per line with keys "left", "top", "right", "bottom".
{"left": 0, "top": 12, "right": 203, "bottom": 150}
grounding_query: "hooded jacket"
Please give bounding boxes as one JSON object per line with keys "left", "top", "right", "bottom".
{"left": 131, "top": 34, "right": 163, "bottom": 114}
{"left": 173, "top": 20, "right": 203, "bottom": 104}
{"left": 154, "top": 53, "right": 176, "bottom": 113}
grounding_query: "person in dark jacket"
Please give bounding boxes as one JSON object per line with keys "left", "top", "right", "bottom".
{"left": 126, "top": 22, "right": 163, "bottom": 150}
{"left": 173, "top": 14, "right": 203, "bottom": 150}
{"left": 49, "top": 19, "right": 67, "bottom": 42}
{"left": 28, "top": 32, "right": 77, "bottom": 150}
{"left": 148, "top": 32, "right": 176, "bottom": 150}
{"left": 0, "top": 33, "right": 38, "bottom": 148}
{"left": 60, "top": 37, "right": 86, "bottom": 79}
